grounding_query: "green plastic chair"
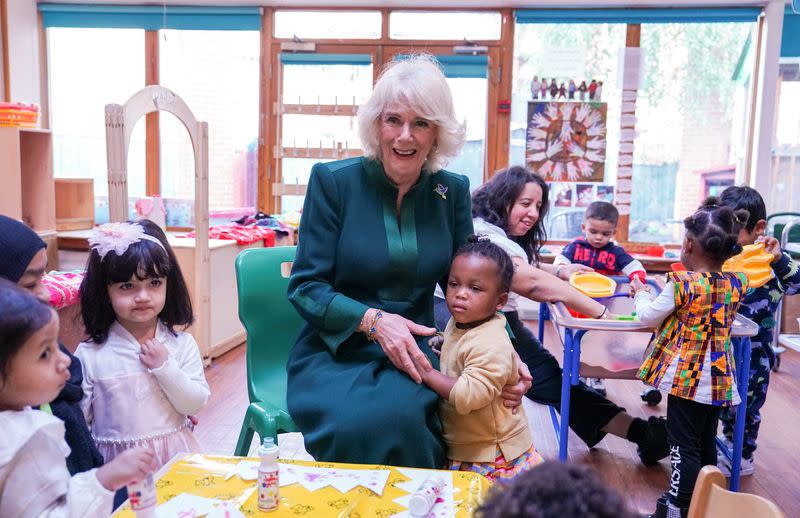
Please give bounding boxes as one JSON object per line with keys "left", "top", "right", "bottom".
{"left": 233, "top": 246, "right": 301, "bottom": 455}
{"left": 768, "top": 212, "right": 800, "bottom": 260}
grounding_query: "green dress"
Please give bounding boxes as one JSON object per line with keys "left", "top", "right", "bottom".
{"left": 287, "top": 157, "right": 473, "bottom": 468}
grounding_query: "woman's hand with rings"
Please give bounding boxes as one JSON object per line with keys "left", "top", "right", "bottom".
{"left": 372, "top": 312, "right": 436, "bottom": 384}
{"left": 501, "top": 353, "right": 532, "bottom": 414}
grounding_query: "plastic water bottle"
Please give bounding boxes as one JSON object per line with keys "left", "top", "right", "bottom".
{"left": 257, "top": 437, "right": 280, "bottom": 511}
{"left": 127, "top": 473, "right": 157, "bottom": 518}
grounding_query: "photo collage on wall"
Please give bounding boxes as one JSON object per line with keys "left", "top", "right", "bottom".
{"left": 551, "top": 182, "right": 615, "bottom": 208}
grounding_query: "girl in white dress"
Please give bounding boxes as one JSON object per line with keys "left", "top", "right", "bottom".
{"left": 76, "top": 220, "right": 209, "bottom": 468}
{"left": 0, "top": 280, "right": 156, "bottom": 517}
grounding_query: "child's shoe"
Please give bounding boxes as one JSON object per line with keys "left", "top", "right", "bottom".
{"left": 715, "top": 434, "right": 754, "bottom": 477}
{"left": 645, "top": 496, "right": 687, "bottom": 518}
{"left": 637, "top": 416, "right": 669, "bottom": 465}
{"left": 717, "top": 453, "right": 754, "bottom": 477}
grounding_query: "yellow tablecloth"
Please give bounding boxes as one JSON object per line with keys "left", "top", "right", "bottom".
{"left": 112, "top": 454, "right": 490, "bottom": 517}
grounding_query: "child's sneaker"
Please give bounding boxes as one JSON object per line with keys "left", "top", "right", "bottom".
{"left": 715, "top": 434, "right": 734, "bottom": 456}
{"left": 717, "top": 451, "right": 755, "bottom": 477}
{"left": 588, "top": 377, "right": 607, "bottom": 396}
{"left": 637, "top": 416, "right": 669, "bottom": 465}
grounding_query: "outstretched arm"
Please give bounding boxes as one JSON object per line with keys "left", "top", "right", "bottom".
{"left": 419, "top": 367, "right": 458, "bottom": 401}
{"left": 510, "top": 257, "right": 605, "bottom": 318}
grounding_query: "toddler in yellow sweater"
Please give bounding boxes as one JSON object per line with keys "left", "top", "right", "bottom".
{"left": 417, "top": 235, "right": 542, "bottom": 481}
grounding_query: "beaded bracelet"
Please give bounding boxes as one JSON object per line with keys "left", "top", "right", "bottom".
{"left": 367, "top": 310, "right": 384, "bottom": 342}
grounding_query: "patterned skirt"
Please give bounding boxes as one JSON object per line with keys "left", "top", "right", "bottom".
{"left": 446, "top": 444, "right": 543, "bottom": 482}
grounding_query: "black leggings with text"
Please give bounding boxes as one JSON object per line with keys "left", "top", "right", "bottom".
{"left": 665, "top": 395, "right": 721, "bottom": 509}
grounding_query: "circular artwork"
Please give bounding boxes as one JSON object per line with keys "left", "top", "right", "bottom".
{"left": 525, "top": 102, "right": 607, "bottom": 182}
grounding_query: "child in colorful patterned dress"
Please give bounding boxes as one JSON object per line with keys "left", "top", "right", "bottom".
{"left": 717, "top": 186, "right": 800, "bottom": 476}
{"left": 632, "top": 197, "right": 749, "bottom": 518}
{"left": 415, "top": 236, "right": 543, "bottom": 482}
{"left": 76, "top": 220, "right": 210, "bottom": 469}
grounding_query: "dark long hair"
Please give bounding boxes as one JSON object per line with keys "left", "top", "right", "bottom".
{"left": 471, "top": 165, "right": 550, "bottom": 264}
{"left": 0, "top": 278, "right": 54, "bottom": 380}
{"left": 80, "top": 219, "right": 193, "bottom": 344}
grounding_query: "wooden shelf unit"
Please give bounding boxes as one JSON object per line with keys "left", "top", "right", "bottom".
{"left": 0, "top": 127, "right": 58, "bottom": 269}
{"left": 55, "top": 178, "right": 94, "bottom": 231}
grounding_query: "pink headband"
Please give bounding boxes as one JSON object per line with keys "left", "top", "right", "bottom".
{"left": 88, "top": 222, "right": 167, "bottom": 260}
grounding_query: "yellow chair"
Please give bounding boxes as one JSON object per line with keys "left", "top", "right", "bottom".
{"left": 687, "top": 466, "right": 784, "bottom": 518}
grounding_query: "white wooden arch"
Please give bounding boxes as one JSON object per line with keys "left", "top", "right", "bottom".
{"left": 105, "top": 85, "right": 210, "bottom": 357}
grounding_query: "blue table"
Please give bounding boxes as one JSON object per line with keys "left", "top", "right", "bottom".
{"left": 537, "top": 277, "right": 758, "bottom": 492}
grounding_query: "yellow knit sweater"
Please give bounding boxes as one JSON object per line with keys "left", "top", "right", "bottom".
{"left": 440, "top": 314, "right": 532, "bottom": 463}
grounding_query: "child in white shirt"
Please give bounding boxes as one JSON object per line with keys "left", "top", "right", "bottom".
{"left": 0, "top": 280, "right": 155, "bottom": 517}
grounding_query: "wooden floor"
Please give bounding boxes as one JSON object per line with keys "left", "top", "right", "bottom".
{"left": 194, "top": 320, "right": 800, "bottom": 516}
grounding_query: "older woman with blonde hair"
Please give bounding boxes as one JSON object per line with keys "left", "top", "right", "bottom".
{"left": 286, "top": 55, "right": 527, "bottom": 468}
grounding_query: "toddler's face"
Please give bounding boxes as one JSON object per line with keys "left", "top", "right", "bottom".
{"left": 107, "top": 274, "right": 168, "bottom": 330}
{"left": 446, "top": 254, "right": 507, "bottom": 325}
{"left": 0, "top": 312, "right": 70, "bottom": 410}
{"left": 582, "top": 218, "right": 617, "bottom": 249}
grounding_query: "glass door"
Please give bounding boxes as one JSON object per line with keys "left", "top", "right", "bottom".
{"left": 273, "top": 48, "right": 376, "bottom": 212}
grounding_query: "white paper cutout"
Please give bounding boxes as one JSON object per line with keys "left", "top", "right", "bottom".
{"left": 616, "top": 179, "right": 632, "bottom": 191}
{"left": 616, "top": 192, "right": 632, "bottom": 203}
{"left": 223, "top": 460, "right": 258, "bottom": 481}
{"left": 156, "top": 494, "right": 218, "bottom": 517}
{"left": 391, "top": 469, "right": 455, "bottom": 518}
{"left": 618, "top": 155, "right": 633, "bottom": 166}
{"left": 617, "top": 204, "right": 632, "bottom": 215}
{"left": 206, "top": 501, "right": 246, "bottom": 518}
{"left": 278, "top": 432, "right": 316, "bottom": 461}
{"left": 621, "top": 101, "right": 636, "bottom": 113}
{"left": 622, "top": 90, "right": 638, "bottom": 102}
{"left": 617, "top": 167, "right": 633, "bottom": 178}
{"left": 278, "top": 464, "right": 391, "bottom": 496}
{"left": 619, "top": 142, "right": 634, "bottom": 154}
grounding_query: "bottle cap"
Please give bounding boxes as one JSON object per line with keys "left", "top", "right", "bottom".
{"left": 259, "top": 436, "right": 279, "bottom": 462}
{"left": 407, "top": 477, "right": 443, "bottom": 516}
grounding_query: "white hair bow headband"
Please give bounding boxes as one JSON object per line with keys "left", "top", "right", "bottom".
{"left": 88, "top": 222, "right": 167, "bottom": 260}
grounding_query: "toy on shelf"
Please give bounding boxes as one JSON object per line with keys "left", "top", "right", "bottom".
{"left": 0, "top": 102, "right": 39, "bottom": 128}
{"left": 722, "top": 243, "right": 774, "bottom": 288}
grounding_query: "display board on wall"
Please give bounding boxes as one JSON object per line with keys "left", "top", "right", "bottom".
{"left": 551, "top": 182, "right": 614, "bottom": 208}
{"left": 525, "top": 101, "right": 607, "bottom": 183}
